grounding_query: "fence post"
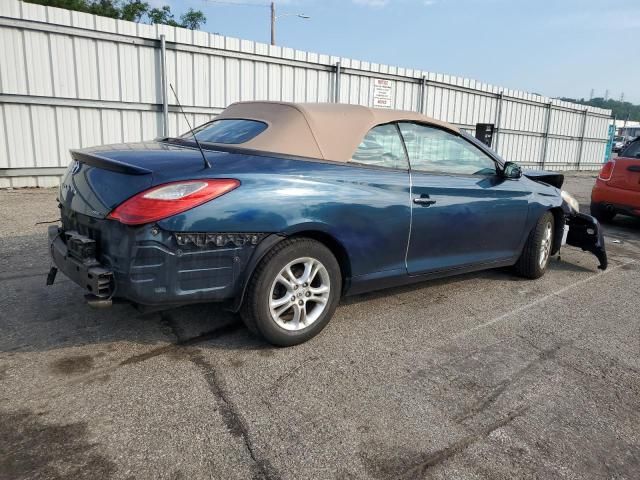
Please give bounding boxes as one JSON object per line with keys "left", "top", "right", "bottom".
{"left": 576, "top": 108, "right": 588, "bottom": 170}
{"left": 420, "top": 75, "right": 427, "bottom": 114}
{"left": 494, "top": 91, "right": 504, "bottom": 152}
{"left": 160, "top": 34, "right": 169, "bottom": 136}
{"left": 334, "top": 61, "right": 341, "bottom": 103}
{"left": 540, "top": 102, "right": 553, "bottom": 169}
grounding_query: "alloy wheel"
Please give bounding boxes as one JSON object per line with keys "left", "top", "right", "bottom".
{"left": 268, "top": 257, "right": 331, "bottom": 331}
{"left": 539, "top": 221, "right": 553, "bottom": 268}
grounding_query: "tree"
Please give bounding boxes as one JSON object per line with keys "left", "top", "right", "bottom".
{"left": 87, "top": 0, "right": 120, "bottom": 19}
{"left": 180, "top": 8, "right": 206, "bottom": 30}
{"left": 120, "top": 0, "right": 148, "bottom": 22}
{"left": 26, "top": 0, "right": 90, "bottom": 11}
{"left": 560, "top": 97, "right": 640, "bottom": 122}
{"left": 147, "top": 5, "right": 178, "bottom": 26}
{"left": 24, "top": 0, "right": 207, "bottom": 30}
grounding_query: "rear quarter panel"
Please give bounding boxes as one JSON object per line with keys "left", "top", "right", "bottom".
{"left": 157, "top": 154, "right": 412, "bottom": 278}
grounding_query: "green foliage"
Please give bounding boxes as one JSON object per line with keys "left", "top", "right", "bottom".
{"left": 560, "top": 97, "right": 640, "bottom": 121}
{"left": 120, "top": 0, "right": 148, "bottom": 22}
{"left": 180, "top": 8, "right": 206, "bottom": 30}
{"left": 148, "top": 5, "right": 178, "bottom": 27}
{"left": 24, "top": 0, "right": 207, "bottom": 29}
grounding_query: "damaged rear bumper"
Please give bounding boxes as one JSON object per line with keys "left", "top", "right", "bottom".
{"left": 47, "top": 218, "right": 271, "bottom": 307}
{"left": 48, "top": 227, "right": 114, "bottom": 297}
{"left": 565, "top": 212, "right": 608, "bottom": 270}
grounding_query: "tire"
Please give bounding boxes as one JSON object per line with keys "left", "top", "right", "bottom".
{"left": 590, "top": 202, "right": 615, "bottom": 223}
{"left": 514, "top": 212, "right": 554, "bottom": 279}
{"left": 240, "top": 238, "right": 342, "bottom": 346}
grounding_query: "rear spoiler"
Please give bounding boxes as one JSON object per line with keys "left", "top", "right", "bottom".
{"left": 70, "top": 150, "right": 152, "bottom": 176}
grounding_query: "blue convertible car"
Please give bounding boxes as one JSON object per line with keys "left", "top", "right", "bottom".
{"left": 48, "top": 102, "right": 606, "bottom": 346}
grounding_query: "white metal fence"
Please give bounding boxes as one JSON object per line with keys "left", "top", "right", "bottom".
{"left": 0, "top": 0, "right": 612, "bottom": 187}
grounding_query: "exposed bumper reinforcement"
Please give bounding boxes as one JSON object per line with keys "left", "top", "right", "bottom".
{"left": 47, "top": 226, "right": 114, "bottom": 298}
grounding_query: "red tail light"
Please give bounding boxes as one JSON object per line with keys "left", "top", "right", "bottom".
{"left": 598, "top": 160, "right": 615, "bottom": 181}
{"left": 108, "top": 179, "right": 240, "bottom": 225}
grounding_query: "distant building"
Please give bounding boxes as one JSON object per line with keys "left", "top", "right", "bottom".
{"left": 615, "top": 120, "right": 640, "bottom": 138}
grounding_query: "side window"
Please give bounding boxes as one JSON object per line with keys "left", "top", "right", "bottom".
{"left": 398, "top": 123, "right": 497, "bottom": 175}
{"left": 622, "top": 140, "right": 640, "bottom": 158}
{"left": 350, "top": 123, "right": 409, "bottom": 170}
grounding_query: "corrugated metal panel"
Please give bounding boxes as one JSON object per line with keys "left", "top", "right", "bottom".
{"left": 50, "top": 33, "right": 77, "bottom": 97}
{"left": 4, "top": 104, "right": 34, "bottom": 168}
{"left": 0, "top": 0, "right": 612, "bottom": 186}
{"left": 78, "top": 108, "right": 103, "bottom": 147}
{"left": 0, "top": 28, "right": 28, "bottom": 94}
{"left": 31, "top": 105, "right": 58, "bottom": 167}
{"left": 0, "top": 105, "right": 9, "bottom": 168}
{"left": 24, "top": 30, "right": 53, "bottom": 96}
{"left": 56, "top": 107, "right": 80, "bottom": 166}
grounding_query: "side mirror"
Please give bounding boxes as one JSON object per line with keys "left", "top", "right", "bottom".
{"left": 503, "top": 161, "right": 522, "bottom": 179}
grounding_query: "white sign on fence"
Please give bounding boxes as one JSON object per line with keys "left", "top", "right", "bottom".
{"left": 372, "top": 79, "right": 393, "bottom": 109}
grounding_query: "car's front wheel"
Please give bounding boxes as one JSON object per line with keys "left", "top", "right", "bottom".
{"left": 514, "top": 211, "right": 554, "bottom": 279}
{"left": 240, "top": 238, "right": 341, "bottom": 346}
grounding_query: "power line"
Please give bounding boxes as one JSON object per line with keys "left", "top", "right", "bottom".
{"left": 202, "top": 0, "right": 269, "bottom": 8}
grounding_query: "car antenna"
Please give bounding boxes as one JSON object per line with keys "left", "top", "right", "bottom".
{"left": 169, "top": 83, "right": 211, "bottom": 169}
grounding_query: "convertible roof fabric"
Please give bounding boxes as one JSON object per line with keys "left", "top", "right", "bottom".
{"left": 213, "top": 101, "right": 459, "bottom": 162}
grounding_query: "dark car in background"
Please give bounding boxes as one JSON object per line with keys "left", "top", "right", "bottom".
{"left": 47, "top": 102, "right": 607, "bottom": 346}
{"left": 613, "top": 136, "right": 628, "bottom": 153}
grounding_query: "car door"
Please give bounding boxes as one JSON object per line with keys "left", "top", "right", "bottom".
{"left": 344, "top": 123, "right": 412, "bottom": 283}
{"left": 398, "top": 122, "right": 530, "bottom": 275}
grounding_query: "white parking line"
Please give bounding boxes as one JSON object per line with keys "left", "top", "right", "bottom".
{"left": 454, "top": 261, "right": 634, "bottom": 340}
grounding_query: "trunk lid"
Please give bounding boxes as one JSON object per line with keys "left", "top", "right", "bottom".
{"left": 59, "top": 141, "right": 219, "bottom": 218}
{"left": 607, "top": 157, "right": 640, "bottom": 193}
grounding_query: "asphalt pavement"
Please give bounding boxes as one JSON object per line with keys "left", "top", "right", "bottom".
{"left": 1, "top": 172, "right": 639, "bottom": 480}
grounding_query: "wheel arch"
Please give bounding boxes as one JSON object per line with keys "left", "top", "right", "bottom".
{"left": 231, "top": 229, "right": 352, "bottom": 311}
{"left": 549, "top": 206, "right": 565, "bottom": 255}
{"left": 287, "top": 230, "right": 352, "bottom": 290}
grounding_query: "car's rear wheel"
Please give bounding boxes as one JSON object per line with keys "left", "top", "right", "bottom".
{"left": 590, "top": 202, "right": 616, "bottom": 223}
{"left": 240, "top": 238, "right": 341, "bottom": 346}
{"left": 514, "top": 211, "right": 554, "bottom": 279}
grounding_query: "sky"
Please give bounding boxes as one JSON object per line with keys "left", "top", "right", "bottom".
{"left": 156, "top": 0, "right": 640, "bottom": 103}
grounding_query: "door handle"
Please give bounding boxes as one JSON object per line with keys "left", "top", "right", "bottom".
{"left": 413, "top": 196, "right": 436, "bottom": 206}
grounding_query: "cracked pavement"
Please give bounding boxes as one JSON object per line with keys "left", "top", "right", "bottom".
{"left": 1, "top": 172, "right": 639, "bottom": 479}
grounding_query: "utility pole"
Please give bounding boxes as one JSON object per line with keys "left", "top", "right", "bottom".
{"left": 604, "top": 89, "right": 609, "bottom": 101}
{"left": 589, "top": 88, "right": 594, "bottom": 100}
{"left": 270, "top": 1, "right": 276, "bottom": 46}
{"left": 269, "top": 1, "right": 309, "bottom": 46}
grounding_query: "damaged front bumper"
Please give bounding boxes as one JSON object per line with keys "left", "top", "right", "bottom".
{"left": 565, "top": 211, "right": 608, "bottom": 270}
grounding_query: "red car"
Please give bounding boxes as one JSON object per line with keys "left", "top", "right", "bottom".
{"left": 591, "top": 139, "right": 640, "bottom": 222}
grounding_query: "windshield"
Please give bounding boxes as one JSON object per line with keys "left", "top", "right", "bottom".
{"left": 183, "top": 119, "right": 268, "bottom": 144}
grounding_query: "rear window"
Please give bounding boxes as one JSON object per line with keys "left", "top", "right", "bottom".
{"left": 621, "top": 140, "right": 640, "bottom": 159}
{"left": 186, "top": 119, "right": 268, "bottom": 144}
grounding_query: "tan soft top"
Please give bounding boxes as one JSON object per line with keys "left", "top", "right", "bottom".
{"left": 213, "top": 101, "right": 459, "bottom": 162}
